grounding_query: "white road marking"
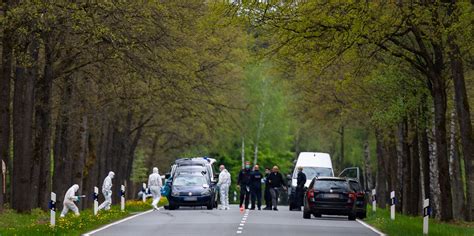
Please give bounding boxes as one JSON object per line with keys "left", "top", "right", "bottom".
{"left": 356, "top": 219, "right": 386, "bottom": 236}
{"left": 241, "top": 220, "right": 246, "bottom": 223}
{"left": 240, "top": 223, "right": 244, "bottom": 226}
{"left": 238, "top": 227, "right": 243, "bottom": 230}
{"left": 83, "top": 209, "right": 153, "bottom": 236}
{"left": 237, "top": 231, "right": 242, "bottom": 234}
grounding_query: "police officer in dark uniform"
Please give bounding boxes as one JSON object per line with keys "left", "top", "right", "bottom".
{"left": 250, "top": 165, "right": 263, "bottom": 210}
{"left": 263, "top": 167, "right": 272, "bottom": 210}
{"left": 237, "top": 161, "right": 252, "bottom": 209}
{"left": 295, "top": 166, "right": 307, "bottom": 210}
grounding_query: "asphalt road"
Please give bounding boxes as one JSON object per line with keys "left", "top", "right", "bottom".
{"left": 85, "top": 205, "right": 380, "bottom": 236}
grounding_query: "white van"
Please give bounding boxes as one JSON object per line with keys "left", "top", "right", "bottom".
{"left": 288, "top": 152, "right": 334, "bottom": 210}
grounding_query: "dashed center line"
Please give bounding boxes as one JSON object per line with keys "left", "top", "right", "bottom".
{"left": 236, "top": 209, "right": 250, "bottom": 234}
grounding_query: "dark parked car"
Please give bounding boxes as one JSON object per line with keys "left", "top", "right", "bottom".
{"left": 348, "top": 179, "right": 367, "bottom": 219}
{"left": 167, "top": 172, "right": 216, "bottom": 210}
{"left": 303, "top": 177, "right": 357, "bottom": 220}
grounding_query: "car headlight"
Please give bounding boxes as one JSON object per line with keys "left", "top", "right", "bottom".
{"left": 201, "top": 189, "right": 211, "bottom": 196}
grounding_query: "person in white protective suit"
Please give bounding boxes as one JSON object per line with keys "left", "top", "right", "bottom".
{"left": 148, "top": 167, "right": 163, "bottom": 211}
{"left": 98, "top": 171, "right": 115, "bottom": 211}
{"left": 217, "top": 165, "right": 231, "bottom": 210}
{"left": 60, "top": 184, "right": 80, "bottom": 217}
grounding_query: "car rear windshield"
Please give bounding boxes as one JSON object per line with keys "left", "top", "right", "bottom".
{"left": 314, "top": 180, "right": 349, "bottom": 191}
{"left": 294, "top": 167, "right": 333, "bottom": 179}
{"left": 173, "top": 175, "right": 207, "bottom": 186}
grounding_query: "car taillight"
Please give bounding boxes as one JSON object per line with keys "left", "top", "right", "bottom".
{"left": 348, "top": 192, "right": 356, "bottom": 203}
{"left": 308, "top": 190, "right": 315, "bottom": 201}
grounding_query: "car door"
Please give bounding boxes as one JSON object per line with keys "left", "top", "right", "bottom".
{"left": 338, "top": 167, "right": 366, "bottom": 190}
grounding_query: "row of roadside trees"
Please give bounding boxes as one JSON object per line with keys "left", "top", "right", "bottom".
{"left": 239, "top": 1, "right": 473, "bottom": 221}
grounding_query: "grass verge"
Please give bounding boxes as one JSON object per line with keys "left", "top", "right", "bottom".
{"left": 363, "top": 206, "right": 474, "bottom": 236}
{"left": 0, "top": 198, "right": 168, "bottom": 236}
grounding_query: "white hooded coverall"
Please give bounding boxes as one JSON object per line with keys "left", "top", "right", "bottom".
{"left": 98, "top": 171, "right": 114, "bottom": 211}
{"left": 148, "top": 167, "right": 163, "bottom": 209}
{"left": 60, "top": 184, "right": 80, "bottom": 217}
{"left": 217, "top": 169, "right": 231, "bottom": 209}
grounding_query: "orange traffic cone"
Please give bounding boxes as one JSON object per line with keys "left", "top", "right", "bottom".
{"left": 240, "top": 206, "right": 244, "bottom": 213}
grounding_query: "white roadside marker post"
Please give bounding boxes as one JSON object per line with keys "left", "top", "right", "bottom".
{"left": 142, "top": 183, "right": 147, "bottom": 203}
{"left": 50, "top": 192, "right": 56, "bottom": 227}
{"left": 390, "top": 191, "right": 396, "bottom": 220}
{"left": 121, "top": 185, "right": 126, "bottom": 211}
{"left": 423, "top": 199, "right": 430, "bottom": 235}
{"left": 372, "top": 189, "right": 376, "bottom": 212}
{"left": 93, "top": 186, "right": 99, "bottom": 215}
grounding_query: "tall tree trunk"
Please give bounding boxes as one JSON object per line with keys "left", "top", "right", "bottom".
{"left": 339, "top": 125, "right": 345, "bottom": 171}
{"left": 363, "top": 138, "right": 373, "bottom": 190}
{"left": 449, "top": 108, "right": 466, "bottom": 220}
{"left": 431, "top": 72, "right": 453, "bottom": 220}
{"left": 12, "top": 42, "right": 37, "bottom": 213}
{"left": 428, "top": 121, "right": 441, "bottom": 219}
{"left": 398, "top": 120, "right": 411, "bottom": 214}
{"left": 241, "top": 136, "right": 245, "bottom": 169}
{"left": 52, "top": 76, "right": 72, "bottom": 203}
{"left": 375, "top": 130, "right": 387, "bottom": 209}
{"left": 420, "top": 125, "right": 431, "bottom": 204}
{"left": 33, "top": 37, "right": 54, "bottom": 210}
{"left": 386, "top": 132, "right": 398, "bottom": 201}
{"left": 0, "top": 2, "right": 13, "bottom": 212}
{"left": 447, "top": 14, "right": 474, "bottom": 219}
{"left": 410, "top": 125, "right": 421, "bottom": 215}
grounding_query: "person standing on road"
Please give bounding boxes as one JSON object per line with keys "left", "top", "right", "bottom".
{"left": 267, "top": 166, "right": 286, "bottom": 211}
{"left": 60, "top": 184, "right": 80, "bottom": 217}
{"left": 250, "top": 165, "right": 263, "bottom": 210}
{"left": 98, "top": 171, "right": 114, "bottom": 211}
{"left": 217, "top": 164, "right": 231, "bottom": 210}
{"left": 263, "top": 167, "right": 272, "bottom": 210}
{"left": 237, "top": 161, "right": 252, "bottom": 209}
{"left": 148, "top": 167, "right": 163, "bottom": 211}
{"left": 295, "top": 166, "right": 307, "bottom": 211}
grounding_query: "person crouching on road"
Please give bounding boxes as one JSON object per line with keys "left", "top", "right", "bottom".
{"left": 237, "top": 161, "right": 252, "bottom": 209}
{"left": 148, "top": 167, "right": 163, "bottom": 211}
{"left": 98, "top": 171, "right": 114, "bottom": 211}
{"left": 217, "top": 164, "right": 231, "bottom": 210}
{"left": 295, "top": 166, "right": 307, "bottom": 211}
{"left": 268, "top": 166, "right": 286, "bottom": 211}
{"left": 263, "top": 167, "right": 272, "bottom": 210}
{"left": 60, "top": 184, "right": 80, "bottom": 217}
{"left": 250, "top": 165, "right": 263, "bottom": 210}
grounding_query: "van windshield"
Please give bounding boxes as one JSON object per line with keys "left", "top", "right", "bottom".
{"left": 294, "top": 167, "right": 333, "bottom": 179}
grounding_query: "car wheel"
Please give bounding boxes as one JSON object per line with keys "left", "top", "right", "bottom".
{"left": 303, "top": 210, "right": 311, "bottom": 219}
{"left": 348, "top": 212, "right": 356, "bottom": 221}
{"left": 360, "top": 211, "right": 367, "bottom": 219}
{"left": 207, "top": 203, "right": 213, "bottom": 210}
{"left": 168, "top": 203, "right": 177, "bottom": 210}
{"left": 313, "top": 213, "right": 322, "bottom": 218}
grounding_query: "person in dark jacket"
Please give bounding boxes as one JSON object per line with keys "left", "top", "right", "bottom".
{"left": 250, "top": 165, "right": 263, "bottom": 210}
{"left": 267, "top": 166, "right": 286, "bottom": 211}
{"left": 237, "top": 161, "right": 252, "bottom": 209}
{"left": 263, "top": 167, "right": 272, "bottom": 210}
{"left": 295, "top": 166, "right": 307, "bottom": 210}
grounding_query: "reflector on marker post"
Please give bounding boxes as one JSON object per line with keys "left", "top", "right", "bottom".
{"left": 390, "top": 191, "right": 396, "bottom": 220}
{"left": 49, "top": 192, "right": 56, "bottom": 227}
{"left": 372, "top": 189, "right": 376, "bottom": 212}
{"left": 142, "top": 183, "right": 147, "bottom": 202}
{"left": 93, "top": 186, "right": 99, "bottom": 215}
{"left": 234, "top": 191, "right": 237, "bottom": 202}
{"left": 121, "top": 185, "right": 125, "bottom": 211}
{"left": 423, "top": 199, "right": 430, "bottom": 235}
